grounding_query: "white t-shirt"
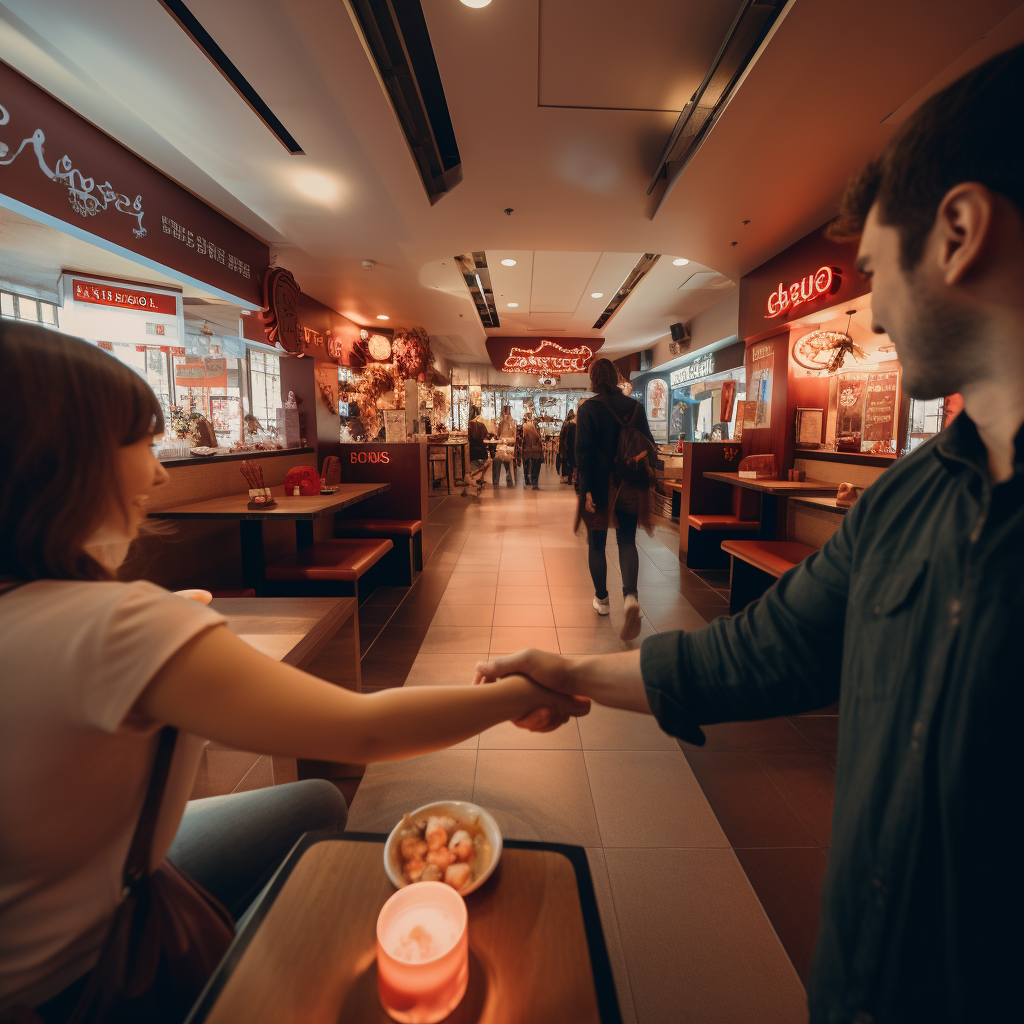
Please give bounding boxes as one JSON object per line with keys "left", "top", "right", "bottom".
{"left": 0, "top": 580, "right": 225, "bottom": 1010}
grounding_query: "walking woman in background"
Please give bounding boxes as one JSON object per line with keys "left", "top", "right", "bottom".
{"left": 521, "top": 413, "right": 544, "bottom": 490}
{"left": 463, "top": 405, "right": 491, "bottom": 496}
{"left": 491, "top": 405, "right": 517, "bottom": 487}
{"left": 0, "top": 323, "right": 587, "bottom": 1024}
{"left": 575, "top": 358, "right": 659, "bottom": 641}
{"left": 558, "top": 410, "right": 577, "bottom": 485}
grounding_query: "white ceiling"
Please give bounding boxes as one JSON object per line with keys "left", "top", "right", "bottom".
{"left": 2, "top": 0, "right": 1023, "bottom": 364}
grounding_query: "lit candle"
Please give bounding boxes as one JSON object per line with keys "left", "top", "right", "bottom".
{"left": 376, "top": 881, "right": 468, "bottom": 1023}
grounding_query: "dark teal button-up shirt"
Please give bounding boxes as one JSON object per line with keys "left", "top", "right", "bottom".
{"left": 640, "top": 413, "right": 1023, "bottom": 1024}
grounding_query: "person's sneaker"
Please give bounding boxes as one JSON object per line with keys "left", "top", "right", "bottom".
{"left": 620, "top": 594, "right": 643, "bottom": 641}
{"left": 593, "top": 596, "right": 610, "bottom": 615}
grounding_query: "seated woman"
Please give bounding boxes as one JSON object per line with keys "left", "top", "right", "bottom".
{"left": 0, "top": 323, "right": 586, "bottom": 1022}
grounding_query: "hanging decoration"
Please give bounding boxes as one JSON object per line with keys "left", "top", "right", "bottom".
{"left": 791, "top": 310, "right": 866, "bottom": 374}
{"left": 392, "top": 326, "right": 433, "bottom": 380}
{"left": 258, "top": 267, "right": 301, "bottom": 354}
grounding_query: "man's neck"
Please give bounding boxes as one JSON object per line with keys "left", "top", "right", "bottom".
{"left": 962, "top": 379, "right": 1024, "bottom": 482}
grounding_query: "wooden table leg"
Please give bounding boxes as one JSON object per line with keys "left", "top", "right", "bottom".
{"left": 239, "top": 520, "right": 266, "bottom": 595}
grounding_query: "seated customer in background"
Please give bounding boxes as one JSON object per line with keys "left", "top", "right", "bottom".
{"left": 0, "top": 324, "right": 586, "bottom": 1022}
{"left": 477, "top": 46, "right": 1024, "bottom": 1024}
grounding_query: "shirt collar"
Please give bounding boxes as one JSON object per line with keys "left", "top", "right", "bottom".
{"left": 934, "top": 411, "right": 1024, "bottom": 476}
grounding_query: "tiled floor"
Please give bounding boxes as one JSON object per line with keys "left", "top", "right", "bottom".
{"left": 345, "top": 467, "right": 809, "bottom": 1024}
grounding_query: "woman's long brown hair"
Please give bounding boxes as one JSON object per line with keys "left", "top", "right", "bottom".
{"left": 0, "top": 321, "right": 165, "bottom": 581}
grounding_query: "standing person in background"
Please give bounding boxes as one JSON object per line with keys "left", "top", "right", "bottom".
{"left": 521, "top": 413, "right": 544, "bottom": 490}
{"left": 463, "top": 406, "right": 491, "bottom": 497}
{"left": 492, "top": 405, "right": 517, "bottom": 487}
{"left": 558, "top": 410, "right": 577, "bottom": 484}
{"left": 575, "top": 358, "right": 659, "bottom": 641}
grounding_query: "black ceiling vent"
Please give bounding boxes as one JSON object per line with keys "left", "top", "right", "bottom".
{"left": 159, "top": 0, "right": 304, "bottom": 154}
{"left": 592, "top": 254, "right": 660, "bottom": 330}
{"left": 348, "top": 0, "right": 462, "bottom": 205}
{"left": 647, "top": 0, "right": 787, "bottom": 214}
{"left": 455, "top": 252, "right": 500, "bottom": 329}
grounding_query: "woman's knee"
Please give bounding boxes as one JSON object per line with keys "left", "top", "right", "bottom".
{"left": 287, "top": 778, "right": 349, "bottom": 832}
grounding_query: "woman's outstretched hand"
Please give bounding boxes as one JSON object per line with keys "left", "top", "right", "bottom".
{"left": 476, "top": 651, "right": 587, "bottom": 732}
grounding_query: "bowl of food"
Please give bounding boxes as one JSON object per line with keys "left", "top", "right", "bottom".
{"left": 384, "top": 801, "right": 502, "bottom": 896}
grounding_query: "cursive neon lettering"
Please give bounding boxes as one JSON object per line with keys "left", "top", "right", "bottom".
{"left": 765, "top": 266, "right": 840, "bottom": 318}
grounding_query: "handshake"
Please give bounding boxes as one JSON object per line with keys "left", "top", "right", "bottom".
{"left": 473, "top": 647, "right": 648, "bottom": 732}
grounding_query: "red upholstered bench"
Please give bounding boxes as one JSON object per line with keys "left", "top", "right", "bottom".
{"left": 684, "top": 514, "right": 761, "bottom": 570}
{"left": 720, "top": 539, "right": 816, "bottom": 613}
{"left": 265, "top": 539, "right": 393, "bottom": 602}
{"left": 335, "top": 518, "right": 423, "bottom": 585}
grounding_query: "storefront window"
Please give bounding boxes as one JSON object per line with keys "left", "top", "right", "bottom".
{"left": 248, "top": 350, "right": 282, "bottom": 430}
{"left": 906, "top": 397, "right": 945, "bottom": 453}
{"left": 669, "top": 367, "right": 746, "bottom": 443}
{"left": 0, "top": 289, "right": 59, "bottom": 326}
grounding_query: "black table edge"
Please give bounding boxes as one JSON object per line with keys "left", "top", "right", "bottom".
{"left": 185, "top": 830, "right": 623, "bottom": 1024}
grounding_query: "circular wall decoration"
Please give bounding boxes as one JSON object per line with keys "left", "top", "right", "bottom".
{"left": 368, "top": 333, "right": 392, "bottom": 361}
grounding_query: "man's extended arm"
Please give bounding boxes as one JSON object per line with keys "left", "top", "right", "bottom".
{"left": 478, "top": 499, "right": 859, "bottom": 740}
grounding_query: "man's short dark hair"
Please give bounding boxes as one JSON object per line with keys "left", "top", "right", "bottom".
{"left": 831, "top": 43, "right": 1024, "bottom": 267}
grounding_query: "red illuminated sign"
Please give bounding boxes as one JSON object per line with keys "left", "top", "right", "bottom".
{"left": 72, "top": 279, "right": 177, "bottom": 315}
{"left": 350, "top": 450, "right": 390, "bottom": 464}
{"left": 502, "top": 341, "right": 595, "bottom": 375}
{"left": 765, "top": 266, "right": 840, "bottom": 318}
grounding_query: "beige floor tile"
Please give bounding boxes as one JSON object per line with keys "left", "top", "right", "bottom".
{"left": 497, "top": 571, "right": 549, "bottom": 586}
{"left": 644, "top": 604, "right": 708, "bottom": 632}
{"left": 436, "top": 586, "right": 496, "bottom": 606}
{"left": 419, "top": 625, "right": 491, "bottom": 653}
{"left": 404, "top": 653, "right": 484, "bottom": 687}
{"left": 490, "top": 625, "right": 559, "bottom": 654}
{"left": 585, "top": 750, "right": 728, "bottom": 848}
{"left": 472, "top": 750, "right": 602, "bottom": 845}
{"left": 585, "top": 848, "right": 639, "bottom": 1024}
{"left": 430, "top": 604, "right": 495, "bottom": 627}
{"left": 444, "top": 572, "right": 499, "bottom": 587}
{"left": 491, "top": 604, "right": 555, "bottom": 627}
{"left": 550, "top": 585, "right": 620, "bottom": 606}
{"left": 553, "top": 604, "right": 615, "bottom": 628}
{"left": 345, "top": 749, "right": 479, "bottom": 832}
{"left": 604, "top": 848, "right": 807, "bottom": 1024}
{"left": 495, "top": 585, "right": 551, "bottom": 605}
{"left": 557, "top": 627, "right": 630, "bottom": 654}
{"left": 578, "top": 702, "right": 680, "bottom": 751}
{"left": 479, "top": 719, "right": 581, "bottom": 749}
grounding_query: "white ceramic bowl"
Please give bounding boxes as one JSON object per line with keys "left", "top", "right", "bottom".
{"left": 384, "top": 800, "right": 503, "bottom": 896}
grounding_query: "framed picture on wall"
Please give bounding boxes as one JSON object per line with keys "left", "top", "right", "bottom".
{"left": 794, "top": 407, "right": 824, "bottom": 449}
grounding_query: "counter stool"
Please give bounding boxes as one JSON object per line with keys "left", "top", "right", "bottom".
{"left": 334, "top": 518, "right": 422, "bottom": 586}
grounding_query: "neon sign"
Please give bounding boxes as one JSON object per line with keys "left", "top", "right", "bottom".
{"left": 502, "top": 340, "right": 595, "bottom": 375}
{"left": 765, "top": 266, "right": 840, "bottom": 318}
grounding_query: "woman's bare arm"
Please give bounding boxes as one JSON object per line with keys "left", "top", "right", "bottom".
{"left": 135, "top": 626, "right": 589, "bottom": 763}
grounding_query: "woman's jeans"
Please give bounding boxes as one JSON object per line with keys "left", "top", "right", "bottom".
{"left": 492, "top": 459, "right": 514, "bottom": 485}
{"left": 524, "top": 458, "right": 542, "bottom": 485}
{"left": 587, "top": 509, "right": 640, "bottom": 598}
{"left": 33, "top": 780, "right": 347, "bottom": 1023}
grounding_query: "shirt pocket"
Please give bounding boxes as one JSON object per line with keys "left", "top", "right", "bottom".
{"left": 849, "top": 558, "right": 929, "bottom": 699}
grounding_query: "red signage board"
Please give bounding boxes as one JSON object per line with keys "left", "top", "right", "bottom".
{"left": 72, "top": 279, "right": 177, "bottom": 315}
{"left": 0, "top": 60, "right": 269, "bottom": 305}
{"left": 739, "top": 225, "right": 864, "bottom": 342}
{"left": 485, "top": 337, "right": 604, "bottom": 375}
{"left": 174, "top": 356, "right": 227, "bottom": 389}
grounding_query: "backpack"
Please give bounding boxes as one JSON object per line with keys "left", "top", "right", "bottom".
{"left": 599, "top": 395, "right": 658, "bottom": 487}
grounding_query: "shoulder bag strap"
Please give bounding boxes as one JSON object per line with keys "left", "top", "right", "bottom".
{"left": 597, "top": 393, "right": 639, "bottom": 429}
{"left": 124, "top": 726, "right": 178, "bottom": 886}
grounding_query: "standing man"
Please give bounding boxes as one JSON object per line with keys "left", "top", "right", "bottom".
{"left": 478, "top": 46, "right": 1024, "bottom": 1024}
{"left": 521, "top": 413, "right": 544, "bottom": 490}
{"left": 492, "top": 405, "right": 517, "bottom": 487}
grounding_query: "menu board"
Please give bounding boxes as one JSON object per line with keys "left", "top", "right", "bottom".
{"left": 645, "top": 378, "right": 668, "bottom": 422}
{"left": 384, "top": 409, "right": 407, "bottom": 442}
{"left": 749, "top": 343, "right": 774, "bottom": 429}
{"left": 720, "top": 380, "right": 737, "bottom": 423}
{"left": 861, "top": 370, "right": 900, "bottom": 452}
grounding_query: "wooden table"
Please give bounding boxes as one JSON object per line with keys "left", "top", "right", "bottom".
{"left": 790, "top": 494, "right": 850, "bottom": 513}
{"left": 151, "top": 483, "right": 390, "bottom": 594}
{"left": 188, "top": 834, "right": 620, "bottom": 1024}
{"left": 429, "top": 441, "right": 469, "bottom": 494}
{"left": 212, "top": 597, "right": 358, "bottom": 784}
{"left": 703, "top": 472, "right": 839, "bottom": 540}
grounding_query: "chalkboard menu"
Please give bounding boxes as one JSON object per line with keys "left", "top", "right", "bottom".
{"left": 862, "top": 370, "right": 900, "bottom": 452}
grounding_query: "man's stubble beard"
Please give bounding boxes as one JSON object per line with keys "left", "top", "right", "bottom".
{"left": 897, "top": 276, "right": 985, "bottom": 400}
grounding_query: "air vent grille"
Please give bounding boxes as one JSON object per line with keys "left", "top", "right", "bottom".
{"left": 348, "top": 0, "right": 462, "bottom": 205}
{"left": 647, "top": 0, "right": 786, "bottom": 206}
{"left": 455, "top": 252, "right": 500, "bottom": 329}
{"left": 159, "top": 0, "right": 304, "bottom": 154}
{"left": 592, "top": 254, "right": 660, "bottom": 330}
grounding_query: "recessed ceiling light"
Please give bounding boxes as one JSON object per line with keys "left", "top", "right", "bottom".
{"left": 294, "top": 170, "right": 339, "bottom": 204}
{"left": 500, "top": 258, "right": 517, "bottom": 266}
{"left": 376, "top": 314, "right": 389, "bottom": 320}
{"left": 672, "top": 258, "right": 690, "bottom": 266}
{"left": 460, "top": 0, "right": 491, "bottom": 6}
{"left": 590, "top": 292, "right": 604, "bottom": 299}
{"left": 507, "top": 302, "right": 519, "bottom": 307}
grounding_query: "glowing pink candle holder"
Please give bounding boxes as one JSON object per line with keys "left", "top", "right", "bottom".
{"left": 376, "top": 882, "right": 468, "bottom": 1023}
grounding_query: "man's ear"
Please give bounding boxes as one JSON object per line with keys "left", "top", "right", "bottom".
{"left": 933, "top": 182, "right": 995, "bottom": 286}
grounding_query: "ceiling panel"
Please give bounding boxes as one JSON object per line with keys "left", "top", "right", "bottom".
{"left": 538, "top": 0, "right": 739, "bottom": 111}
{"left": 528, "top": 250, "right": 601, "bottom": 312}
